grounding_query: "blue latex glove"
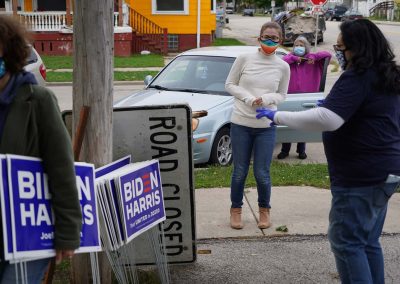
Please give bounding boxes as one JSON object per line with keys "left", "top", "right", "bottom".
{"left": 316, "top": 99, "right": 325, "bottom": 107}
{"left": 256, "top": 108, "right": 276, "bottom": 126}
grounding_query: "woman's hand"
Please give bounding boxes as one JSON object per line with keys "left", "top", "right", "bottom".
{"left": 252, "top": 97, "right": 263, "bottom": 106}
{"left": 55, "top": 249, "right": 75, "bottom": 264}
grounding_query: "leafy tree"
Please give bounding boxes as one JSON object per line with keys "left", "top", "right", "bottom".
{"left": 254, "top": 0, "right": 286, "bottom": 8}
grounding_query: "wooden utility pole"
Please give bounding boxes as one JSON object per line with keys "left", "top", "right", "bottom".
{"left": 12, "top": 0, "right": 17, "bottom": 16}
{"left": 71, "top": 0, "right": 114, "bottom": 283}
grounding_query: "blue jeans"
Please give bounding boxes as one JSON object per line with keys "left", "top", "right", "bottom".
{"left": 0, "top": 258, "right": 51, "bottom": 284}
{"left": 328, "top": 182, "right": 398, "bottom": 284}
{"left": 230, "top": 123, "right": 276, "bottom": 208}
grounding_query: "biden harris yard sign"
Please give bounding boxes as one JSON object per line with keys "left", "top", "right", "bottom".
{"left": 0, "top": 155, "right": 101, "bottom": 261}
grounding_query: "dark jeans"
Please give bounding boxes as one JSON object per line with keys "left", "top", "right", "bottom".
{"left": 230, "top": 123, "right": 276, "bottom": 208}
{"left": 0, "top": 258, "right": 51, "bottom": 284}
{"left": 328, "top": 181, "right": 398, "bottom": 284}
{"left": 281, "top": 142, "right": 306, "bottom": 154}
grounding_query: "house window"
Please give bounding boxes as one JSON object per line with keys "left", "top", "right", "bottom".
{"left": 211, "top": 0, "right": 216, "bottom": 13}
{"left": 152, "top": 0, "right": 188, "bottom": 14}
{"left": 0, "top": 0, "right": 5, "bottom": 9}
{"left": 168, "top": 34, "right": 179, "bottom": 51}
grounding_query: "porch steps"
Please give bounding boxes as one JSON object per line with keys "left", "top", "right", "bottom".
{"left": 128, "top": 7, "right": 168, "bottom": 55}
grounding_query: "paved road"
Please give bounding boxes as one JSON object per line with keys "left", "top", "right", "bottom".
{"left": 223, "top": 14, "right": 400, "bottom": 59}
{"left": 169, "top": 234, "right": 400, "bottom": 284}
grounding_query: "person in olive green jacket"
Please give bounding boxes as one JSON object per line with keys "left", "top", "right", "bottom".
{"left": 0, "top": 16, "right": 82, "bottom": 283}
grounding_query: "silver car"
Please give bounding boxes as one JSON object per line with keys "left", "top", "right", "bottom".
{"left": 114, "top": 46, "right": 327, "bottom": 166}
{"left": 25, "top": 46, "right": 46, "bottom": 86}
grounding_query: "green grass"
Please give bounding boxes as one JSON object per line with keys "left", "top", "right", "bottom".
{"left": 114, "top": 54, "right": 164, "bottom": 68}
{"left": 42, "top": 54, "right": 164, "bottom": 69}
{"left": 213, "top": 38, "right": 246, "bottom": 46}
{"left": 46, "top": 71, "right": 159, "bottom": 82}
{"left": 195, "top": 162, "right": 330, "bottom": 189}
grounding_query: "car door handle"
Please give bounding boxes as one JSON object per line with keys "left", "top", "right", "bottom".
{"left": 302, "top": 103, "right": 317, "bottom": 108}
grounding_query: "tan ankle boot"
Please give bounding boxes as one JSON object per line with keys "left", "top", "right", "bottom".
{"left": 230, "top": 208, "right": 243, "bottom": 229}
{"left": 258, "top": 207, "right": 271, "bottom": 229}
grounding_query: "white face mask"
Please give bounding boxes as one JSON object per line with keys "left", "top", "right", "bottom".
{"left": 293, "top": 46, "right": 305, "bottom": 56}
{"left": 335, "top": 50, "right": 348, "bottom": 70}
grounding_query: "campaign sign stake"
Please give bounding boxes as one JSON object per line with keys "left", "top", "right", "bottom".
{"left": 117, "top": 160, "right": 166, "bottom": 244}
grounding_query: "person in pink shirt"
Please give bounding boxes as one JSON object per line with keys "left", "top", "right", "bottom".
{"left": 277, "top": 36, "right": 331, "bottom": 160}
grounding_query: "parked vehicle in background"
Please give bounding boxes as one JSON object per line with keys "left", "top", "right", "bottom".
{"left": 341, "top": 9, "right": 363, "bottom": 21}
{"left": 25, "top": 46, "right": 46, "bottom": 86}
{"left": 114, "top": 46, "right": 327, "bottom": 166}
{"left": 265, "top": 6, "right": 284, "bottom": 15}
{"left": 226, "top": 7, "right": 234, "bottom": 14}
{"left": 243, "top": 8, "right": 255, "bottom": 16}
{"left": 324, "top": 8, "right": 334, "bottom": 20}
{"left": 330, "top": 5, "right": 348, "bottom": 21}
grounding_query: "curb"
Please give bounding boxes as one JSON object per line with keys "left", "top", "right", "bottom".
{"left": 372, "top": 20, "right": 400, "bottom": 26}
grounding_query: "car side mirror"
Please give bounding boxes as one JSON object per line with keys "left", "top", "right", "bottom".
{"left": 144, "top": 75, "right": 153, "bottom": 86}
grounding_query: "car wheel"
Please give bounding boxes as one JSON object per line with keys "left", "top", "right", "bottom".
{"left": 209, "top": 127, "right": 232, "bottom": 166}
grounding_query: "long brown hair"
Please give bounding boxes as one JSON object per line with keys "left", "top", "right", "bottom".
{"left": 0, "top": 15, "right": 31, "bottom": 74}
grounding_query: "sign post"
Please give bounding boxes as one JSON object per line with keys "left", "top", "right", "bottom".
{"left": 309, "top": 0, "right": 327, "bottom": 51}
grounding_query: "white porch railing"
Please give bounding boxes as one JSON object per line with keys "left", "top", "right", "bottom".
{"left": 0, "top": 11, "right": 129, "bottom": 32}
{"left": 18, "top": 11, "right": 67, "bottom": 32}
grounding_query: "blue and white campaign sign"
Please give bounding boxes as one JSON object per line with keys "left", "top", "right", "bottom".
{"left": 95, "top": 155, "right": 131, "bottom": 179}
{"left": 117, "top": 160, "right": 166, "bottom": 244}
{"left": 95, "top": 156, "right": 132, "bottom": 250}
{"left": 74, "top": 163, "right": 101, "bottom": 253}
{"left": 0, "top": 155, "right": 101, "bottom": 261}
{"left": 0, "top": 155, "right": 14, "bottom": 260}
{"left": 6, "top": 155, "right": 54, "bottom": 260}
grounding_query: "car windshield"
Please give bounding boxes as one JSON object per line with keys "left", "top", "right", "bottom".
{"left": 148, "top": 55, "right": 235, "bottom": 96}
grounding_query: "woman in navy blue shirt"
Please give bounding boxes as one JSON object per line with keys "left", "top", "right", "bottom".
{"left": 256, "top": 19, "right": 400, "bottom": 283}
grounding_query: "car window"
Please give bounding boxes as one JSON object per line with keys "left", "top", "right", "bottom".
{"left": 149, "top": 55, "right": 235, "bottom": 95}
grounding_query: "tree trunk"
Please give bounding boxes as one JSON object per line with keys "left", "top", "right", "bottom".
{"left": 71, "top": 0, "right": 114, "bottom": 283}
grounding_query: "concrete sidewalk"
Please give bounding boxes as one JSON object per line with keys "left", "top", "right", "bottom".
{"left": 195, "top": 186, "right": 400, "bottom": 240}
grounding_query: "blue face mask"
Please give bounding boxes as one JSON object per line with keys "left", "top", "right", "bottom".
{"left": 0, "top": 58, "right": 6, "bottom": 79}
{"left": 261, "top": 39, "right": 279, "bottom": 47}
{"left": 293, "top": 46, "right": 306, "bottom": 56}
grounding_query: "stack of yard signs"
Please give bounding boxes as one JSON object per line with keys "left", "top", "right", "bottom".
{"left": 95, "top": 157, "right": 166, "bottom": 250}
{"left": 0, "top": 153, "right": 169, "bottom": 283}
{"left": 0, "top": 154, "right": 101, "bottom": 263}
{"left": 95, "top": 156, "right": 168, "bottom": 284}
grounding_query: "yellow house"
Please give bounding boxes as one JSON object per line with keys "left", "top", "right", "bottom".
{"left": 127, "top": 0, "right": 218, "bottom": 52}
{"left": 0, "top": 0, "right": 219, "bottom": 54}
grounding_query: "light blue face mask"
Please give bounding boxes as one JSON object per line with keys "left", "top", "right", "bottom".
{"left": 0, "top": 58, "right": 6, "bottom": 79}
{"left": 293, "top": 46, "right": 306, "bottom": 56}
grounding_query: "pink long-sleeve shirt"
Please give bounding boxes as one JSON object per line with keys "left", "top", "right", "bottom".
{"left": 283, "top": 51, "right": 332, "bottom": 94}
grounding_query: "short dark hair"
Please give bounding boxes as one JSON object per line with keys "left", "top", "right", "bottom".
{"left": 0, "top": 15, "right": 30, "bottom": 74}
{"left": 259, "top": 22, "right": 283, "bottom": 40}
{"left": 340, "top": 19, "right": 400, "bottom": 94}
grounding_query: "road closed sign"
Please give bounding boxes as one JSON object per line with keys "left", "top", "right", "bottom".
{"left": 63, "top": 105, "right": 195, "bottom": 264}
{"left": 112, "top": 105, "right": 195, "bottom": 264}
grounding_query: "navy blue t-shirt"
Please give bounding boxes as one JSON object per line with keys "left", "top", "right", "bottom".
{"left": 322, "top": 68, "right": 400, "bottom": 187}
